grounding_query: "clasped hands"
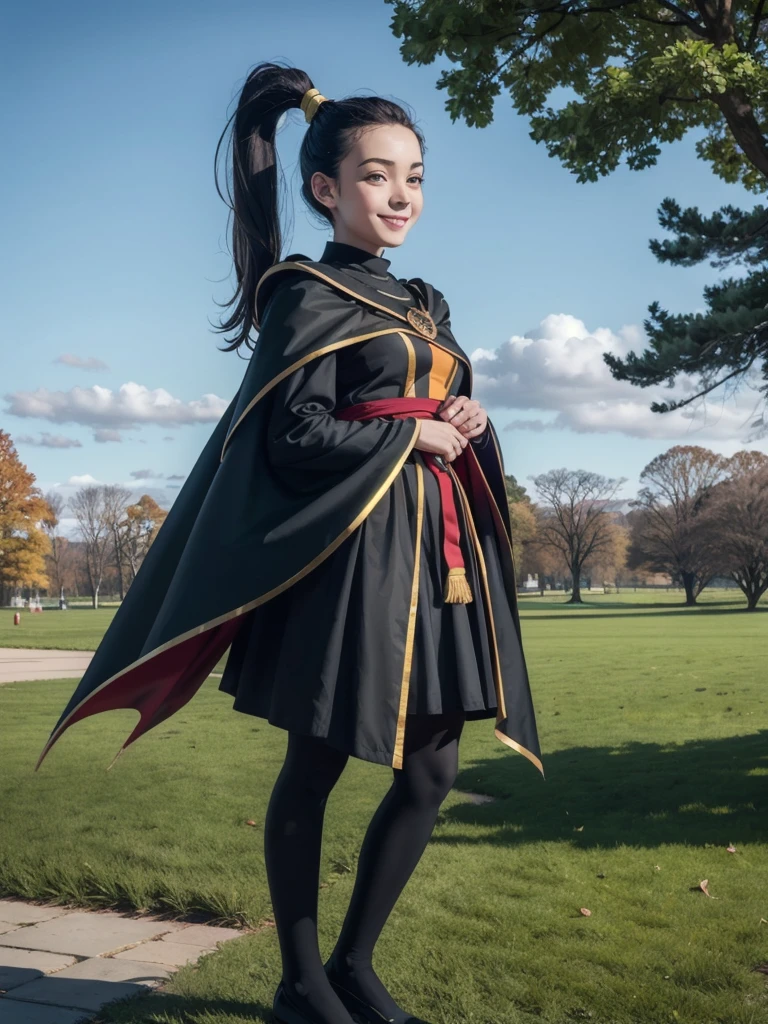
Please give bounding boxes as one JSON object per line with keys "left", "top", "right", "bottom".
{"left": 413, "top": 395, "right": 488, "bottom": 463}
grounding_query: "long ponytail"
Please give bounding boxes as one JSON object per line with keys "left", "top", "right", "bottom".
{"left": 212, "top": 60, "right": 425, "bottom": 355}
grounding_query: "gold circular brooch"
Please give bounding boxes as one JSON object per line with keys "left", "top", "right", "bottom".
{"left": 406, "top": 305, "right": 437, "bottom": 340}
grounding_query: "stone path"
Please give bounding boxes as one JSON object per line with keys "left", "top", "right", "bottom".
{"left": 0, "top": 898, "right": 249, "bottom": 1023}
{"left": 0, "top": 649, "right": 225, "bottom": 686}
{"left": 0, "top": 649, "right": 94, "bottom": 684}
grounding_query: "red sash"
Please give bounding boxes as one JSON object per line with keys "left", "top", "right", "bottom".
{"left": 335, "top": 397, "right": 473, "bottom": 603}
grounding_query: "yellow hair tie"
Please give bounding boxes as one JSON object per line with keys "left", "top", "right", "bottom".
{"left": 300, "top": 88, "right": 329, "bottom": 123}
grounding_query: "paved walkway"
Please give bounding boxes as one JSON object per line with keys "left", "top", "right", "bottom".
{"left": 0, "top": 649, "right": 225, "bottom": 686}
{"left": 0, "top": 649, "right": 94, "bottom": 684}
{"left": 0, "top": 898, "right": 251, "bottom": 1023}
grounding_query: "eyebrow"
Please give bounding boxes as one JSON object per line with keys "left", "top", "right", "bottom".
{"left": 357, "top": 158, "right": 424, "bottom": 169}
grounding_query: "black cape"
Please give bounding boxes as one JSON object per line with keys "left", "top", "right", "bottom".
{"left": 35, "top": 252, "right": 544, "bottom": 779}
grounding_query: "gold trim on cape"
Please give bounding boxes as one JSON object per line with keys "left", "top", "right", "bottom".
{"left": 253, "top": 261, "right": 473, "bottom": 382}
{"left": 448, "top": 462, "right": 544, "bottom": 779}
{"left": 392, "top": 460, "right": 424, "bottom": 769}
{"left": 36, "top": 419, "right": 425, "bottom": 770}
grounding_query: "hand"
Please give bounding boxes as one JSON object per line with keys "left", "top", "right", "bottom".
{"left": 437, "top": 396, "right": 488, "bottom": 441}
{"left": 413, "top": 418, "right": 468, "bottom": 462}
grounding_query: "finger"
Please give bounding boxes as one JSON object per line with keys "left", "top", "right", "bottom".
{"left": 446, "top": 399, "right": 479, "bottom": 427}
{"left": 440, "top": 396, "right": 469, "bottom": 421}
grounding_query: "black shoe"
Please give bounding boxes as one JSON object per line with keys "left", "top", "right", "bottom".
{"left": 273, "top": 979, "right": 346, "bottom": 1024}
{"left": 323, "top": 959, "right": 431, "bottom": 1024}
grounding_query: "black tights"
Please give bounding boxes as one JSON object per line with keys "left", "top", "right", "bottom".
{"left": 264, "top": 711, "right": 465, "bottom": 1022}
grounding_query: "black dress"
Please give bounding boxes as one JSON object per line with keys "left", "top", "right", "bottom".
{"left": 37, "top": 239, "right": 542, "bottom": 780}
{"left": 219, "top": 241, "right": 499, "bottom": 758}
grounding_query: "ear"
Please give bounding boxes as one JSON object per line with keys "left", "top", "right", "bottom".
{"left": 311, "top": 171, "right": 336, "bottom": 211}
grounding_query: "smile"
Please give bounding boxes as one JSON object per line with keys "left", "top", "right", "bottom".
{"left": 378, "top": 215, "right": 409, "bottom": 229}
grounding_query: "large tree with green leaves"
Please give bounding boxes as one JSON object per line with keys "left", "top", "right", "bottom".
{"left": 388, "top": 0, "right": 768, "bottom": 424}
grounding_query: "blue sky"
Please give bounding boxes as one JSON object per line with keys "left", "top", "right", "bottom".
{"left": 2, "top": 0, "right": 762, "bottom": 533}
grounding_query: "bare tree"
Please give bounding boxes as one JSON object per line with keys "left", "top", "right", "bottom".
{"left": 530, "top": 469, "right": 627, "bottom": 604}
{"left": 101, "top": 484, "right": 133, "bottom": 601}
{"left": 40, "top": 490, "right": 77, "bottom": 603}
{"left": 698, "top": 452, "right": 768, "bottom": 611}
{"left": 67, "top": 486, "right": 113, "bottom": 609}
{"left": 629, "top": 446, "right": 727, "bottom": 606}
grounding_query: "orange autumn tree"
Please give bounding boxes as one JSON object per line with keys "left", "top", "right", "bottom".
{"left": 0, "top": 430, "right": 53, "bottom": 604}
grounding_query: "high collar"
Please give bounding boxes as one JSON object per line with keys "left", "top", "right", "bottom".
{"left": 320, "top": 240, "right": 392, "bottom": 277}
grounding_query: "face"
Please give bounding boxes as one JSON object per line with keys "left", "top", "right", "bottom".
{"left": 310, "top": 123, "right": 424, "bottom": 256}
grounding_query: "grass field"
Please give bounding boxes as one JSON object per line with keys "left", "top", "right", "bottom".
{"left": 1, "top": 592, "right": 767, "bottom": 1023}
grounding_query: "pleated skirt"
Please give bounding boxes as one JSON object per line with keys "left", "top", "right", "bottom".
{"left": 219, "top": 448, "right": 498, "bottom": 749}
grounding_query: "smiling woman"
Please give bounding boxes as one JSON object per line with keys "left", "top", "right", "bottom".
{"left": 37, "top": 59, "right": 543, "bottom": 1024}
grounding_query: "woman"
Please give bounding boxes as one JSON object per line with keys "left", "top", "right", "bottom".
{"left": 36, "top": 62, "right": 543, "bottom": 1024}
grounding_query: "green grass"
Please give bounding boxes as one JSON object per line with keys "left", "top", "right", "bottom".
{"left": 1, "top": 593, "right": 767, "bottom": 1022}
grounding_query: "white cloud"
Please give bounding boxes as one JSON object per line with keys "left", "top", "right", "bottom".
{"left": 471, "top": 313, "right": 768, "bottom": 441}
{"left": 54, "top": 354, "right": 110, "bottom": 371}
{"left": 14, "top": 432, "right": 83, "bottom": 449}
{"left": 66, "top": 474, "right": 100, "bottom": 485}
{"left": 3, "top": 382, "right": 229, "bottom": 431}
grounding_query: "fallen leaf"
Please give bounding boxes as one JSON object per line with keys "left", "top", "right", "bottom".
{"left": 698, "top": 879, "right": 719, "bottom": 899}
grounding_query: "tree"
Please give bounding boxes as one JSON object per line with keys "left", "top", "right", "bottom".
{"left": 101, "top": 484, "right": 133, "bottom": 601}
{"left": 68, "top": 486, "right": 113, "bottom": 609}
{"left": 387, "top": 0, "right": 768, "bottom": 419}
{"left": 698, "top": 449, "right": 768, "bottom": 608}
{"left": 120, "top": 494, "right": 168, "bottom": 585}
{"left": 0, "top": 431, "right": 52, "bottom": 604}
{"left": 629, "top": 444, "right": 726, "bottom": 604}
{"left": 529, "top": 468, "right": 626, "bottom": 603}
{"left": 583, "top": 521, "right": 630, "bottom": 590}
{"left": 602, "top": 202, "right": 768, "bottom": 431}
{"left": 387, "top": 0, "right": 768, "bottom": 187}
{"left": 40, "top": 490, "right": 78, "bottom": 602}
{"left": 508, "top": 495, "right": 538, "bottom": 583}
{"left": 504, "top": 470, "right": 530, "bottom": 504}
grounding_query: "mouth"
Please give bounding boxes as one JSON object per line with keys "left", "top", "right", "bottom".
{"left": 378, "top": 215, "right": 410, "bottom": 229}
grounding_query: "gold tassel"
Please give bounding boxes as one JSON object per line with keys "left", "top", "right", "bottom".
{"left": 443, "top": 566, "right": 473, "bottom": 603}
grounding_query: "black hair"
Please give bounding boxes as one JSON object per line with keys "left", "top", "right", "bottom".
{"left": 212, "top": 60, "right": 426, "bottom": 354}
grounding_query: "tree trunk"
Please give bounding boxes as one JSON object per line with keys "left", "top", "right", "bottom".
{"left": 681, "top": 571, "right": 697, "bottom": 606}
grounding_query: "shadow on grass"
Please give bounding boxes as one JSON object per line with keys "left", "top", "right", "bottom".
{"left": 520, "top": 605, "right": 768, "bottom": 620}
{"left": 447, "top": 728, "right": 768, "bottom": 849}
{"left": 89, "top": 990, "right": 274, "bottom": 1023}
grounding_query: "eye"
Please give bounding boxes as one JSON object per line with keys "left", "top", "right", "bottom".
{"left": 365, "top": 173, "right": 425, "bottom": 185}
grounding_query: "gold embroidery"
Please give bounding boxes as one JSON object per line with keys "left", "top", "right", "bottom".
{"left": 36, "top": 420, "right": 424, "bottom": 770}
{"left": 448, "top": 463, "right": 544, "bottom": 778}
{"left": 406, "top": 305, "right": 437, "bottom": 340}
{"left": 392, "top": 459, "right": 424, "bottom": 769}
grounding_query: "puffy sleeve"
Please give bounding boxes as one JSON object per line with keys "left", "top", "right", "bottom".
{"left": 266, "top": 349, "right": 420, "bottom": 492}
